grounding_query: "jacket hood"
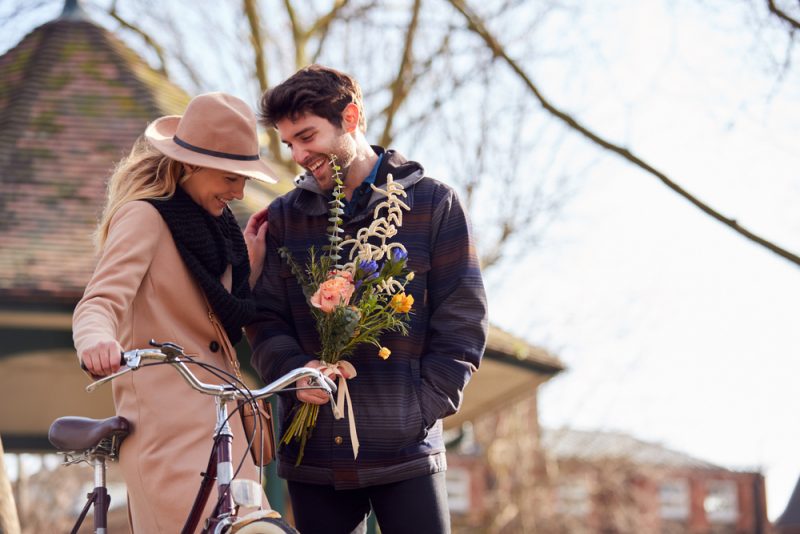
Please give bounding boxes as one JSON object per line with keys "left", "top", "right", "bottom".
{"left": 292, "top": 148, "right": 425, "bottom": 217}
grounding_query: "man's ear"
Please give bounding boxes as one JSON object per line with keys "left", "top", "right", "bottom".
{"left": 341, "top": 103, "right": 360, "bottom": 134}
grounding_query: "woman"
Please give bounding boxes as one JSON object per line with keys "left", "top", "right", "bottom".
{"left": 73, "top": 92, "right": 274, "bottom": 532}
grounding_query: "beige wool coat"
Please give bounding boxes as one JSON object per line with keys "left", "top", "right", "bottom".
{"left": 73, "top": 200, "right": 268, "bottom": 533}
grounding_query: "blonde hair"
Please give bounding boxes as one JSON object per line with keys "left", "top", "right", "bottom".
{"left": 95, "top": 137, "right": 187, "bottom": 250}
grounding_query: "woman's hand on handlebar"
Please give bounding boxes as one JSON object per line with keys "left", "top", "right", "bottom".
{"left": 81, "top": 339, "right": 124, "bottom": 377}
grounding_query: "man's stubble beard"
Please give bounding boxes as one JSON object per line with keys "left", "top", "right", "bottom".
{"left": 327, "top": 135, "right": 358, "bottom": 189}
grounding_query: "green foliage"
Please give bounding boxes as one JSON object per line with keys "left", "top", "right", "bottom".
{"left": 324, "top": 158, "right": 346, "bottom": 267}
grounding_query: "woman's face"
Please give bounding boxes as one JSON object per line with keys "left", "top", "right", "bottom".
{"left": 180, "top": 166, "right": 248, "bottom": 217}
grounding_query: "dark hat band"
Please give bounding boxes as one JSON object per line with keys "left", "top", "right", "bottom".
{"left": 173, "top": 135, "right": 260, "bottom": 161}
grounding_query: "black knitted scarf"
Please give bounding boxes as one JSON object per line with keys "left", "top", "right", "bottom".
{"left": 146, "top": 187, "right": 254, "bottom": 344}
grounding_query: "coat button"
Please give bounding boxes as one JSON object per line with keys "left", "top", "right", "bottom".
{"left": 209, "top": 341, "right": 220, "bottom": 353}
{"left": 334, "top": 436, "right": 343, "bottom": 445}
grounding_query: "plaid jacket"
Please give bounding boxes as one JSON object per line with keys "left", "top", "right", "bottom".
{"left": 248, "top": 149, "right": 488, "bottom": 489}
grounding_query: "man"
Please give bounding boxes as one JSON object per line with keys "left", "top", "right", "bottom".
{"left": 248, "top": 65, "right": 488, "bottom": 534}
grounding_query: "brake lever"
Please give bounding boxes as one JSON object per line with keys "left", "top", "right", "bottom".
{"left": 86, "top": 366, "right": 133, "bottom": 393}
{"left": 149, "top": 339, "right": 185, "bottom": 359}
{"left": 84, "top": 349, "right": 147, "bottom": 393}
{"left": 308, "top": 373, "right": 337, "bottom": 394}
{"left": 308, "top": 373, "right": 339, "bottom": 413}
{"left": 327, "top": 389, "right": 339, "bottom": 414}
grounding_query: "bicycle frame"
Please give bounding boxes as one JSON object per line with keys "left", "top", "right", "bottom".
{"left": 71, "top": 456, "right": 111, "bottom": 534}
{"left": 182, "top": 397, "right": 238, "bottom": 534}
{"left": 74, "top": 341, "right": 336, "bottom": 533}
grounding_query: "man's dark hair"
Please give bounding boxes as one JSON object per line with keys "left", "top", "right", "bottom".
{"left": 259, "top": 64, "right": 366, "bottom": 133}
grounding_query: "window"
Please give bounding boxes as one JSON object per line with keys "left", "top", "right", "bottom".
{"left": 556, "top": 478, "right": 591, "bottom": 517}
{"left": 446, "top": 467, "right": 471, "bottom": 513}
{"left": 704, "top": 479, "right": 738, "bottom": 524}
{"left": 659, "top": 479, "right": 690, "bottom": 520}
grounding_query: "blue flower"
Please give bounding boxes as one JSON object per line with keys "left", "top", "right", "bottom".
{"left": 359, "top": 259, "right": 379, "bottom": 275}
{"left": 381, "top": 248, "right": 408, "bottom": 277}
{"left": 357, "top": 259, "right": 380, "bottom": 282}
{"left": 390, "top": 248, "right": 408, "bottom": 263}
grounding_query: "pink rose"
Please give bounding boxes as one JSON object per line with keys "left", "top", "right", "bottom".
{"left": 310, "top": 271, "right": 355, "bottom": 313}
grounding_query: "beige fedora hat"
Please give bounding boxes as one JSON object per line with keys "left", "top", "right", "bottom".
{"left": 145, "top": 92, "right": 277, "bottom": 183}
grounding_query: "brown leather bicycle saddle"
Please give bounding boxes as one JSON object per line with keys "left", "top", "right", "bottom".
{"left": 48, "top": 416, "right": 130, "bottom": 451}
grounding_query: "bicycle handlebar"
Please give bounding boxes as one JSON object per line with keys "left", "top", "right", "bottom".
{"left": 80, "top": 353, "right": 126, "bottom": 374}
{"left": 85, "top": 341, "right": 338, "bottom": 408}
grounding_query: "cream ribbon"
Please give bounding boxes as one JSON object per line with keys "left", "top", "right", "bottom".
{"left": 318, "top": 360, "right": 359, "bottom": 458}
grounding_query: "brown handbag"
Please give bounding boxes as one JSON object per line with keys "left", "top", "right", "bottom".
{"left": 207, "top": 306, "right": 276, "bottom": 466}
{"left": 239, "top": 398, "right": 276, "bottom": 466}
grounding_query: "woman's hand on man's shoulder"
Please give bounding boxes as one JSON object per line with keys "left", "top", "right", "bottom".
{"left": 245, "top": 208, "right": 269, "bottom": 288}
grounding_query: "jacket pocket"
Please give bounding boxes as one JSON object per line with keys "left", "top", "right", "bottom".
{"left": 409, "top": 359, "right": 428, "bottom": 440}
{"left": 404, "top": 255, "right": 431, "bottom": 332}
{"left": 352, "top": 360, "right": 426, "bottom": 454}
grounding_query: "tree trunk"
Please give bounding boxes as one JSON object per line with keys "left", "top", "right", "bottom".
{"left": 0, "top": 436, "right": 21, "bottom": 534}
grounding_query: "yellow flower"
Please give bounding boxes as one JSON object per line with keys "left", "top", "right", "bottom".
{"left": 378, "top": 347, "right": 391, "bottom": 359}
{"left": 406, "top": 271, "right": 415, "bottom": 282}
{"left": 389, "top": 293, "right": 414, "bottom": 314}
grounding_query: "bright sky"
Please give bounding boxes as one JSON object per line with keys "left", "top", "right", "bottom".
{"left": 483, "top": 0, "right": 800, "bottom": 520}
{"left": 3, "top": 0, "right": 798, "bottom": 522}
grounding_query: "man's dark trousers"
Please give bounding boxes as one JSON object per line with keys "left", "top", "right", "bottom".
{"left": 288, "top": 472, "right": 451, "bottom": 534}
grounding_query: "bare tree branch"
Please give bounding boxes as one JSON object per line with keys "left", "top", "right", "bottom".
{"left": 243, "top": 0, "right": 288, "bottom": 165}
{"left": 400, "top": 60, "right": 478, "bottom": 140}
{"left": 167, "top": 52, "right": 205, "bottom": 92}
{"left": 243, "top": 0, "right": 269, "bottom": 92}
{"left": 107, "top": 5, "right": 168, "bottom": 76}
{"left": 311, "top": 22, "right": 333, "bottom": 64}
{"left": 308, "top": 0, "right": 350, "bottom": 38}
{"left": 379, "top": 0, "right": 423, "bottom": 147}
{"left": 448, "top": 0, "right": 800, "bottom": 268}
{"left": 282, "top": 0, "right": 308, "bottom": 68}
{"left": 310, "top": 1, "right": 378, "bottom": 64}
{"left": 479, "top": 92, "right": 530, "bottom": 270}
{"left": 767, "top": 0, "right": 800, "bottom": 30}
{"left": 149, "top": 2, "right": 213, "bottom": 93}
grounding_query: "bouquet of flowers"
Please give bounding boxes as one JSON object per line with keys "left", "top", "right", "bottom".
{"left": 280, "top": 155, "right": 414, "bottom": 464}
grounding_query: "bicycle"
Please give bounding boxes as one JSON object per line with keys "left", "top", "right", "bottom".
{"left": 48, "top": 340, "right": 337, "bottom": 534}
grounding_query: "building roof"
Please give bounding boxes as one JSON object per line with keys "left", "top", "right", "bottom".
{"left": 0, "top": 7, "right": 192, "bottom": 304}
{"left": 777, "top": 475, "right": 800, "bottom": 527}
{"left": 542, "top": 428, "right": 724, "bottom": 470}
{"left": 485, "top": 325, "right": 565, "bottom": 374}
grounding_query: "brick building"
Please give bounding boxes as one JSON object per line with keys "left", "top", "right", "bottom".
{"left": 445, "top": 328, "right": 565, "bottom": 533}
{"left": 540, "top": 428, "right": 769, "bottom": 534}
{"left": 446, "top": 423, "right": 769, "bottom": 533}
{"left": 776, "top": 475, "right": 800, "bottom": 534}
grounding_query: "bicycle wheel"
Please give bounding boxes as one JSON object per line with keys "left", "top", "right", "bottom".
{"left": 231, "top": 516, "right": 298, "bottom": 533}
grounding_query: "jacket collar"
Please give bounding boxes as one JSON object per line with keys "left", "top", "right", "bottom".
{"left": 292, "top": 147, "right": 424, "bottom": 220}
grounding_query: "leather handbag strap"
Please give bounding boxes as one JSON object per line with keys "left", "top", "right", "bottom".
{"left": 202, "top": 293, "right": 244, "bottom": 381}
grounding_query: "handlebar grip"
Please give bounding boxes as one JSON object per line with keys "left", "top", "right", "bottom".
{"left": 80, "top": 351, "right": 126, "bottom": 373}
